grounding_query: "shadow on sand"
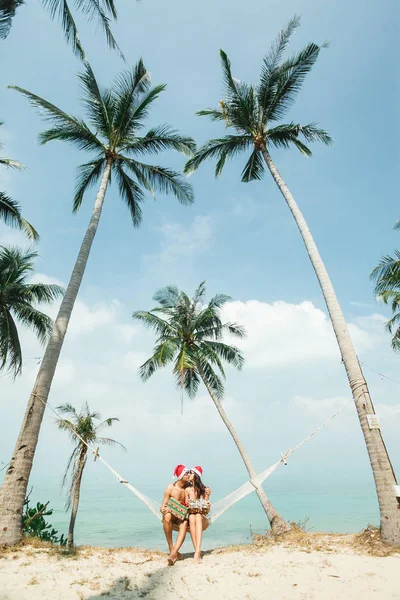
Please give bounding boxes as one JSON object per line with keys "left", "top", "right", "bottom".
{"left": 85, "top": 551, "right": 214, "bottom": 599}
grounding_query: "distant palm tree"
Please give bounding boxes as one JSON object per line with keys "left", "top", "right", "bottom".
{"left": 133, "top": 282, "right": 290, "bottom": 535}
{"left": 0, "top": 59, "right": 195, "bottom": 546}
{"left": 0, "top": 122, "right": 38, "bottom": 240}
{"left": 184, "top": 16, "right": 400, "bottom": 545}
{"left": 0, "top": 245, "right": 63, "bottom": 376}
{"left": 56, "top": 402, "right": 125, "bottom": 548}
{"left": 0, "top": 0, "right": 121, "bottom": 60}
{"left": 371, "top": 250, "right": 400, "bottom": 350}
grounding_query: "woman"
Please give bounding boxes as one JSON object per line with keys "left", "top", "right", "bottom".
{"left": 185, "top": 466, "right": 210, "bottom": 564}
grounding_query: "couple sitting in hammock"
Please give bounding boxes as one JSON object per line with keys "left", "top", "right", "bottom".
{"left": 161, "top": 464, "right": 211, "bottom": 565}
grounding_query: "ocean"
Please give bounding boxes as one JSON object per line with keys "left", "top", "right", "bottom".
{"left": 32, "top": 473, "right": 379, "bottom": 552}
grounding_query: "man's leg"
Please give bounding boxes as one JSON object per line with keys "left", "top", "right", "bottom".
{"left": 163, "top": 513, "right": 174, "bottom": 553}
{"left": 167, "top": 520, "right": 188, "bottom": 565}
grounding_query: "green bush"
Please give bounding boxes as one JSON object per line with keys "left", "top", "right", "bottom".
{"left": 23, "top": 497, "right": 66, "bottom": 546}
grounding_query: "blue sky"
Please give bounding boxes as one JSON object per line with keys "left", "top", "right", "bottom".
{"left": 1, "top": 0, "right": 399, "bottom": 523}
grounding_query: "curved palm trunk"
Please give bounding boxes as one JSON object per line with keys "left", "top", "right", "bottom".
{"left": 0, "top": 158, "right": 113, "bottom": 546}
{"left": 68, "top": 449, "right": 87, "bottom": 548}
{"left": 262, "top": 147, "right": 400, "bottom": 545}
{"left": 198, "top": 365, "right": 291, "bottom": 535}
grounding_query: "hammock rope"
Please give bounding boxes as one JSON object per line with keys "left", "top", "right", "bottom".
{"left": 33, "top": 393, "right": 352, "bottom": 523}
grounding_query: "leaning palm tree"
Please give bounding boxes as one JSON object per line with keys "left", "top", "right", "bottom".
{"left": 0, "top": 59, "right": 195, "bottom": 546}
{"left": 184, "top": 16, "right": 400, "bottom": 544}
{"left": 371, "top": 250, "right": 400, "bottom": 350}
{"left": 56, "top": 402, "right": 125, "bottom": 548}
{"left": 0, "top": 0, "right": 121, "bottom": 60}
{"left": 133, "top": 282, "right": 290, "bottom": 535}
{"left": 0, "top": 245, "right": 64, "bottom": 377}
{"left": 0, "top": 122, "right": 38, "bottom": 239}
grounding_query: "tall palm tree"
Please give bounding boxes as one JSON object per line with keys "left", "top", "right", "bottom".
{"left": 133, "top": 282, "right": 290, "bottom": 535}
{"left": 184, "top": 16, "right": 400, "bottom": 545}
{"left": 0, "top": 122, "right": 38, "bottom": 240}
{"left": 0, "top": 0, "right": 121, "bottom": 60}
{"left": 0, "top": 245, "right": 64, "bottom": 376}
{"left": 56, "top": 402, "right": 125, "bottom": 548}
{"left": 0, "top": 59, "right": 195, "bottom": 546}
{"left": 371, "top": 249, "right": 400, "bottom": 350}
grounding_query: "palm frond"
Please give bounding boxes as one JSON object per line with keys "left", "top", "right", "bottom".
{"left": 111, "top": 60, "right": 152, "bottom": 139}
{"left": 0, "top": 307, "right": 22, "bottom": 376}
{"left": 78, "top": 62, "right": 113, "bottom": 138}
{"left": 124, "top": 159, "right": 194, "bottom": 205}
{"left": 202, "top": 340, "right": 244, "bottom": 370}
{"left": 153, "top": 285, "right": 180, "bottom": 308}
{"left": 267, "top": 123, "right": 313, "bottom": 155}
{"left": 113, "top": 162, "right": 144, "bottom": 227}
{"left": 371, "top": 251, "right": 400, "bottom": 294}
{"left": 196, "top": 108, "right": 226, "bottom": 123}
{"left": 184, "top": 135, "right": 252, "bottom": 176}
{"left": 124, "top": 124, "right": 195, "bottom": 157}
{"left": 197, "top": 357, "right": 225, "bottom": 399}
{"left": 73, "top": 158, "right": 105, "bottom": 212}
{"left": 0, "top": 157, "right": 25, "bottom": 170}
{"left": 0, "top": 0, "right": 24, "bottom": 40}
{"left": 11, "top": 303, "right": 53, "bottom": 345}
{"left": 219, "top": 51, "right": 256, "bottom": 131}
{"left": 25, "top": 283, "right": 64, "bottom": 303}
{"left": 267, "top": 41, "right": 325, "bottom": 122}
{"left": 74, "top": 0, "right": 122, "bottom": 57}
{"left": 96, "top": 437, "right": 127, "bottom": 450}
{"left": 132, "top": 310, "right": 177, "bottom": 337}
{"left": 138, "top": 339, "right": 179, "bottom": 381}
{"left": 38, "top": 124, "right": 104, "bottom": 153}
{"left": 40, "top": 0, "right": 85, "bottom": 59}
{"left": 0, "top": 193, "right": 39, "bottom": 240}
{"left": 258, "top": 15, "right": 300, "bottom": 120}
{"left": 241, "top": 149, "right": 265, "bottom": 182}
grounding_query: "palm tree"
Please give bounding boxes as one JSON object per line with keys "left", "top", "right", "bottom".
{"left": 56, "top": 402, "right": 125, "bottom": 548}
{"left": 183, "top": 16, "right": 400, "bottom": 545}
{"left": 371, "top": 250, "right": 400, "bottom": 350}
{"left": 0, "top": 0, "right": 121, "bottom": 60}
{"left": 0, "top": 122, "right": 38, "bottom": 240}
{"left": 133, "top": 282, "right": 290, "bottom": 535}
{"left": 0, "top": 59, "right": 195, "bottom": 546}
{"left": 0, "top": 245, "right": 64, "bottom": 377}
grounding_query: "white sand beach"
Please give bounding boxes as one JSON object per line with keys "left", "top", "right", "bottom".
{"left": 0, "top": 532, "right": 398, "bottom": 600}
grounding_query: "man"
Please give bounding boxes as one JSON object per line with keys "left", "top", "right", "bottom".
{"left": 160, "top": 464, "right": 190, "bottom": 563}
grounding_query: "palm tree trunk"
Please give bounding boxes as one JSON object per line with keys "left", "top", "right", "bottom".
{"left": 261, "top": 146, "right": 400, "bottom": 545}
{"left": 68, "top": 450, "right": 87, "bottom": 549}
{"left": 0, "top": 158, "right": 113, "bottom": 546}
{"left": 197, "top": 365, "right": 291, "bottom": 535}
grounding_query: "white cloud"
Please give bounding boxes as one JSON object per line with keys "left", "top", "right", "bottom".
{"left": 293, "top": 395, "right": 352, "bottom": 417}
{"left": 349, "top": 301, "right": 374, "bottom": 309}
{"left": 52, "top": 360, "right": 77, "bottom": 387}
{"left": 64, "top": 299, "right": 118, "bottom": 339}
{"left": 143, "top": 215, "right": 213, "bottom": 272}
{"left": 29, "top": 273, "right": 64, "bottom": 287}
{"left": 0, "top": 225, "right": 33, "bottom": 248}
{"left": 375, "top": 403, "right": 400, "bottom": 420}
{"left": 222, "top": 299, "right": 377, "bottom": 368}
{"left": 1, "top": 287, "right": 399, "bottom": 486}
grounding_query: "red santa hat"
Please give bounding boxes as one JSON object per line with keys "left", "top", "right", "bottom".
{"left": 173, "top": 464, "right": 188, "bottom": 480}
{"left": 192, "top": 466, "right": 203, "bottom": 478}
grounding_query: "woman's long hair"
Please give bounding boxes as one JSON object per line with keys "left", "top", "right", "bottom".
{"left": 192, "top": 472, "right": 206, "bottom": 498}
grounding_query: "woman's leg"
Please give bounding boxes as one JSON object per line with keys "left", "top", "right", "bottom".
{"left": 193, "top": 514, "right": 204, "bottom": 564}
{"left": 189, "top": 514, "right": 197, "bottom": 550}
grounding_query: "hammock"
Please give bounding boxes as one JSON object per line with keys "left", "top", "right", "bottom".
{"left": 39, "top": 394, "right": 352, "bottom": 524}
